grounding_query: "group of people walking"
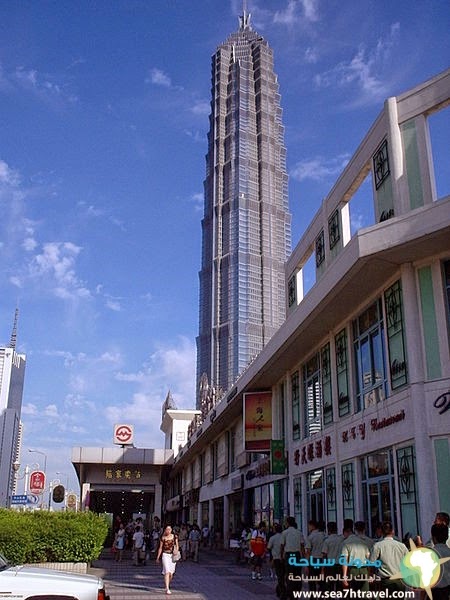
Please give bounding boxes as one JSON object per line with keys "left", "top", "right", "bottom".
{"left": 243, "top": 512, "right": 450, "bottom": 600}
{"left": 112, "top": 518, "right": 219, "bottom": 595}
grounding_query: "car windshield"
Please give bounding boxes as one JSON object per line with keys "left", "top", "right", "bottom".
{"left": 0, "top": 553, "right": 10, "bottom": 570}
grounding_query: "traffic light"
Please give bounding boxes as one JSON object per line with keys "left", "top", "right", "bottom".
{"left": 52, "top": 484, "right": 65, "bottom": 503}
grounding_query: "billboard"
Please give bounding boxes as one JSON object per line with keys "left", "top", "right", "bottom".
{"left": 244, "top": 391, "right": 272, "bottom": 451}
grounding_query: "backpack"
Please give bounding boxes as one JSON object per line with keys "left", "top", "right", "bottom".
{"left": 250, "top": 534, "right": 266, "bottom": 556}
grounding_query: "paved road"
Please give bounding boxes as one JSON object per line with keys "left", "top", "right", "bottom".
{"left": 89, "top": 549, "right": 278, "bottom": 600}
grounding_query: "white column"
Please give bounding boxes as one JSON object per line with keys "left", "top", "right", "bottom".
{"left": 386, "top": 97, "right": 408, "bottom": 215}
{"left": 401, "top": 263, "right": 436, "bottom": 534}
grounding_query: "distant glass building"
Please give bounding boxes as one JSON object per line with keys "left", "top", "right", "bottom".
{"left": 196, "top": 10, "right": 291, "bottom": 406}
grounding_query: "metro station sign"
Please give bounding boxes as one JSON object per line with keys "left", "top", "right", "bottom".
{"left": 113, "top": 424, "right": 134, "bottom": 446}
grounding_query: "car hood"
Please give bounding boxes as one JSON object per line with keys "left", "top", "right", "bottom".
{"left": 2, "top": 564, "right": 103, "bottom": 587}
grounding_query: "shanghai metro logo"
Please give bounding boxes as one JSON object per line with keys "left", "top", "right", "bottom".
{"left": 114, "top": 424, "right": 134, "bottom": 445}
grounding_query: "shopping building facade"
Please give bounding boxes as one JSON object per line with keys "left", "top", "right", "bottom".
{"left": 196, "top": 10, "right": 291, "bottom": 405}
{"left": 164, "top": 69, "right": 450, "bottom": 546}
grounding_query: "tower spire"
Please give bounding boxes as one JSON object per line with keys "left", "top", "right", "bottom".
{"left": 8, "top": 308, "right": 19, "bottom": 350}
{"left": 239, "top": 0, "right": 251, "bottom": 30}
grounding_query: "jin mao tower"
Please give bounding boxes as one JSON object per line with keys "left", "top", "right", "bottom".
{"left": 196, "top": 9, "right": 291, "bottom": 407}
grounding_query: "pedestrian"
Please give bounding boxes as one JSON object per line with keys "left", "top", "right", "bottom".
{"left": 156, "top": 524, "right": 179, "bottom": 595}
{"left": 369, "top": 521, "right": 408, "bottom": 593}
{"left": 430, "top": 523, "right": 450, "bottom": 600}
{"left": 304, "top": 519, "right": 326, "bottom": 591}
{"left": 143, "top": 529, "right": 151, "bottom": 565}
{"left": 189, "top": 523, "right": 201, "bottom": 562}
{"left": 281, "top": 516, "right": 305, "bottom": 595}
{"left": 202, "top": 523, "right": 210, "bottom": 548}
{"left": 340, "top": 521, "right": 371, "bottom": 592}
{"left": 178, "top": 523, "right": 189, "bottom": 560}
{"left": 132, "top": 525, "right": 145, "bottom": 566}
{"left": 267, "top": 523, "right": 285, "bottom": 598}
{"left": 114, "top": 523, "right": 126, "bottom": 562}
{"left": 250, "top": 521, "right": 267, "bottom": 580}
{"left": 321, "top": 521, "right": 344, "bottom": 591}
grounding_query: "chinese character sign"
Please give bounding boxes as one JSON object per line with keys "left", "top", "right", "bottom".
{"left": 29, "top": 470, "right": 46, "bottom": 495}
{"left": 244, "top": 391, "right": 272, "bottom": 451}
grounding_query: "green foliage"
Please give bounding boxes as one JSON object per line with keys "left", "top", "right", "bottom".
{"left": 0, "top": 509, "right": 108, "bottom": 564}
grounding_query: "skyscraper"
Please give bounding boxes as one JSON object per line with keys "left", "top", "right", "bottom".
{"left": 196, "top": 9, "right": 291, "bottom": 407}
{"left": 0, "top": 311, "right": 26, "bottom": 507}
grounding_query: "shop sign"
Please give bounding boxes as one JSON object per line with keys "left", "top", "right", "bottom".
{"left": 370, "top": 409, "right": 405, "bottom": 431}
{"left": 105, "top": 467, "right": 142, "bottom": 481}
{"left": 294, "top": 435, "right": 332, "bottom": 466}
{"left": 271, "top": 439, "right": 285, "bottom": 475}
{"left": 244, "top": 391, "right": 272, "bottom": 451}
{"left": 434, "top": 391, "right": 450, "bottom": 414}
{"left": 341, "top": 409, "right": 406, "bottom": 443}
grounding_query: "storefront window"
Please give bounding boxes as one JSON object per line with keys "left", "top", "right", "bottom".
{"left": 304, "top": 354, "right": 322, "bottom": 437}
{"left": 443, "top": 260, "right": 450, "bottom": 330}
{"left": 326, "top": 467, "right": 337, "bottom": 523}
{"left": 252, "top": 483, "right": 276, "bottom": 529}
{"left": 335, "top": 328, "right": 350, "bottom": 417}
{"left": 341, "top": 463, "right": 355, "bottom": 523}
{"left": 307, "top": 469, "right": 324, "bottom": 525}
{"left": 322, "top": 343, "right": 333, "bottom": 426}
{"left": 396, "top": 446, "right": 419, "bottom": 537}
{"left": 361, "top": 449, "right": 396, "bottom": 537}
{"left": 293, "top": 476, "right": 302, "bottom": 532}
{"left": 353, "top": 300, "right": 387, "bottom": 411}
{"left": 292, "top": 371, "right": 301, "bottom": 440}
{"left": 384, "top": 281, "right": 408, "bottom": 389}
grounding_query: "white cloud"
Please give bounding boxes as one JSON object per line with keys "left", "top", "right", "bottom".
{"left": 190, "top": 100, "right": 210, "bottom": 116}
{"left": 14, "top": 66, "right": 78, "bottom": 105}
{"left": 290, "top": 154, "right": 350, "bottom": 182}
{"left": 274, "top": 0, "right": 319, "bottom": 25}
{"left": 30, "top": 241, "right": 92, "bottom": 301}
{"left": 188, "top": 192, "right": 203, "bottom": 212}
{"left": 44, "top": 404, "right": 59, "bottom": 418}
{"left": 114, "top": 336, "right": 196, "bottom": 409}
{"left": 21, "top": 403, "right": 38, "bottom": 415}
{"left": 106, "top": 298, "right": 122, "bottom": 312}
{"left": 147, "top": 67, "right": 172, "bottom": 87}
{"left": 313, "top": 24, "right": 400, "bottom": 106}
{"left": 0, "top": 159, "right": 20, "bottom": 186}
{"left": 22, "top": 237, "right": 38, "bottom": 251}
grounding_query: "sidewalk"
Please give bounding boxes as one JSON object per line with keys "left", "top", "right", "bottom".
{"left": 89, "top": 548, "right": 278, "bottom": 600}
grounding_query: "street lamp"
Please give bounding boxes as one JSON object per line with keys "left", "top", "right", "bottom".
{"left": 28, "top": 449, "right": 48, "bottom": 508}
{"left": 28, "top": 449, "right": 47, "bottom": 474}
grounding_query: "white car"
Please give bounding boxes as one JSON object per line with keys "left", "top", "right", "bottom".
{"left": 0, "top": 552, "right": 109, "bottom": 600}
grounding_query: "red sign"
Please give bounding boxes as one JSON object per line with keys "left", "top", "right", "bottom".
{"left": 114, "top": 423, "right": 134, "bottom": 445}
{"left": 244, "top": 391, "right": 272, "bottom": 451}
{"left": 29, "top": 470, "right": 46, "bottom": 494}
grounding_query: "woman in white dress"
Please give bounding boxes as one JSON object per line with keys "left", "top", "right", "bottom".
{"left": 156, "top": 525, "right": 179, "bottom": 595}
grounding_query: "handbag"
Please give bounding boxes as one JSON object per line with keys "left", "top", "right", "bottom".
{"left": 172, "top": 549, "right": 181, "bottom": 562}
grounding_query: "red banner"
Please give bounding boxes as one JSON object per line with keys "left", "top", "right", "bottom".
{"left": 244, "top": 391, "right": 272, "bottom": 451}
{"left": 29, "top": 470, "right": 46, "bottom": 495}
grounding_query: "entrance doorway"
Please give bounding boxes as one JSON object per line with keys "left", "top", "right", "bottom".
{"left": 307, "top": 469, "right": 324, "bottom": 525}
{"left": 362, "top": 449, "right": 396, "bottom": 536}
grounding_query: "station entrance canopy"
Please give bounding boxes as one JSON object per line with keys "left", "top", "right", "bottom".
{"left": 72, "top": 446, "right": 173, "bottom": 525}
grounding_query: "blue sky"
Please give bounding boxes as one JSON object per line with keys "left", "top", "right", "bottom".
{"left": 1, "top": 0, "right": 449, "bottom": 494}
